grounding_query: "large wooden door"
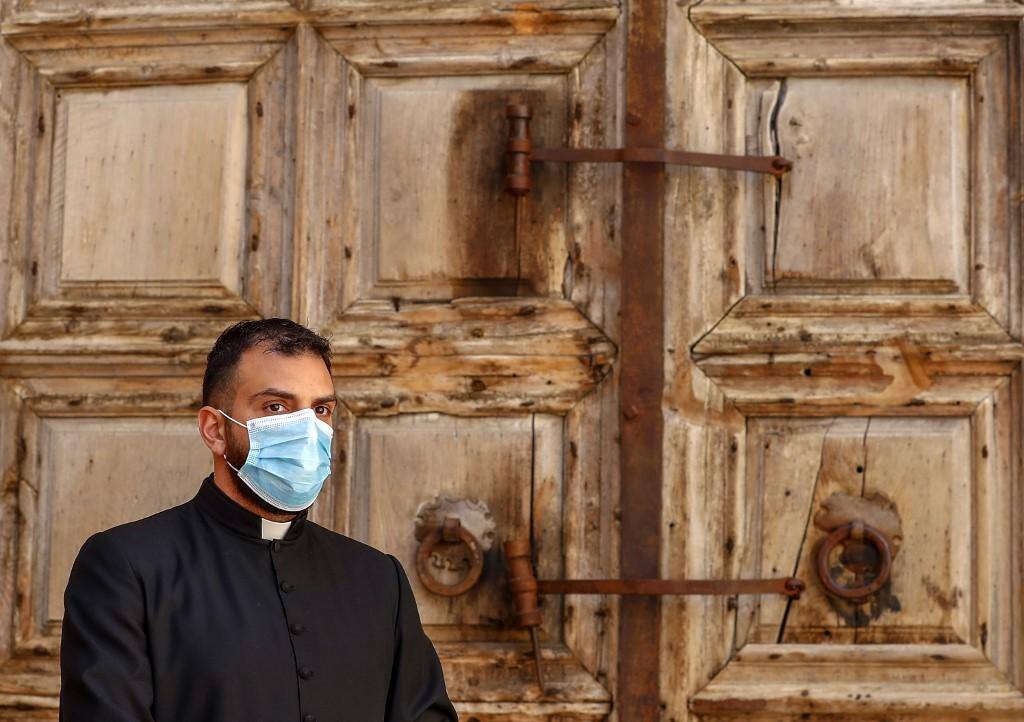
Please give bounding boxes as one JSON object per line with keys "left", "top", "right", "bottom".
{"left": 0, "top": 2, "right": 622, "bottom": 720}
{"left": 1, "top": 1, "right": 1023, "bottom": 721}
{"left": 671, "top": 3, "right": 1024, "bottom": 720}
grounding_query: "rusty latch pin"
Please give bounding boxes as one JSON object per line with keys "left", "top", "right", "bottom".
{"left": 505, "top": 103, "right": 533, "bottom": 287}
{"left": 504, "top": 539, "right": 804, "bottom": 692}
{"left": 528, "top": 626, "right": 545, "bottom": 692}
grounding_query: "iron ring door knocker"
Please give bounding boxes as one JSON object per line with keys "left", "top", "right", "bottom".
{"left": 413, "top": 495, "right": 495, "bottom": 597}
{"left": 416, "top": 517, "right": 485, "bottom": 597}
{"left": 815, "top": 520, "right": 893, "bottom": 600}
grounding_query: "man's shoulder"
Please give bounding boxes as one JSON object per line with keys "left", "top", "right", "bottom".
{"left": 78, "top": 497, "right": 195, "bottom": 560}
{"left": 66, "top": 498, "right": 195, "bottom": 585}
{"left": 304, "top": 522, "right": 401, "bottom": 577}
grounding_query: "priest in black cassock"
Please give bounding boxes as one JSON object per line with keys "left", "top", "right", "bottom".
{"left": 59, "top": 319, "right": 459, "bottom": 722}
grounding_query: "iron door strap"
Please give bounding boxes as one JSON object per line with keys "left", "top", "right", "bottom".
{"left": 504, "top": 101, "right": 793, "bottom": 192}
{"left": 503, "top": 539, "right": 805, "bottom": 692}
{"left": 534, "top": 577, "right": 805, "bottom": 596}
{"left": 531, "top": 146, "right": 791, "bottom": 175}
{"left": 504, "top": 538, "right": 804, "bottom": 605}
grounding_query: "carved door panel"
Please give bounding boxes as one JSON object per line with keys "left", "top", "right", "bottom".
{"left": 295, "top": 12, "right": 623, "bottom": 722}
{"left": 0, "top": 2, "right": 624, "bottom": 720}
{"left": 669, "top": 4, "right": 1024, "bottom": 720}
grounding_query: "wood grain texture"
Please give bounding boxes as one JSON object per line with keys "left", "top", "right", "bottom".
{"left": 563, "top": 29, "right": 622, "bottom": 343}
{"left": 0, "top": 39, "right": 18, "bottom": 342}
{"left": 0, "top": 27, "right": 296, "bottom": 352}
{"left": 0, "top": 2, "right": 624, "bottom": 717}
{"left": 0, "top": 377, "right": 205, "bottom": 703}
{"left": 0, "top": 384, "right": 22, "bottom": 684}
{"left": 246, "top": 30, "right": 299, "bottom": 320}
{"left": 325, "top": 298, "right": 615, "bottom": 416}
{"left": 436, "top": 641, "right": 610, "bottom": 718}
{"left": 292, "top": 23, "right": 347, "bottom": 326}
{"left": 56, "top": 84, "right": 247, "bottom": 284}
{"left": 6, "top": 26, "right": 291, "bottom": 86}
{"left": 8, "top": 0, "right": 1022, "bottom": 719}
{"left": 661, "top": 2, "right": 749, "bottom": 720}
{"left": 691, "top": 1, "right": 1024, "bottom": 25}
{"left": 690, "top": 643, "right": 1024, "bottom": 718}
{"left": 693, "top": 10, "right": 1022, "bottom": 334}
{"left": 692, "top": 298, "right": 1021, "bottom": 414}
{"left": 357, "top": 74, "right": 567, "bottom": 301}
{"left": 748, "top": 417, "right": 972, "bottom": 646}
{"left": 1, "top": 0, "right": 619, "bottom": 34}
{"left": 350, "top": 414, "right": 541, "bottom": 635}
{"left": 39, "top": 418, "right": 205, "bottom": 624}
{"left": 668, "top": 2, "right": 1024, "bottom": 721}
{"left": 768, "top": 77, "right": 969, "bottom": 293}
{"left": 2, "top": 3, "right": 300, "bottom": 32}
{"left": 562, "top": 380, "right": 619, "bottom": 697}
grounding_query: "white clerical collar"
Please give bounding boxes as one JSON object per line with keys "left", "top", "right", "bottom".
{"left": 260, "top": 518, "right": 292, "bottom": 540}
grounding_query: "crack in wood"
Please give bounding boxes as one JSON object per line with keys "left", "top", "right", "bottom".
{"left": 859, "top": 416, "right": 871, "bottom": 498}
{"left": 562, "top": 251, "right": 575, "bottom": 300}
{"left": 777, "top": 417, "right": 835, "bottom": 643}
{"left": 855, "top": 417, "right": 871, "bottom": 642}
{"left": 767, "top": 79, "right": 788, "bottom": 290}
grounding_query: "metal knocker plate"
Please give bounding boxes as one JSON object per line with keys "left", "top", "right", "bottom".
{"left": 816, "top": 520, "right": 893, "bottom": 600}
{"left": 415, "top": 517, "right": 485, "bottom": 597}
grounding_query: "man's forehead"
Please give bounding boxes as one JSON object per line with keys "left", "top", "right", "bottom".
{"left": 233, "top": 347, "right": 333, "bottom": 395}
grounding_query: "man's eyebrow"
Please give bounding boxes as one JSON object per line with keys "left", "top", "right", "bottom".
{"left": 251, "top": 387, "right": 296, "bottom": 401}
{"left": 250, "top": 388, "right": 338, "bottom": 405}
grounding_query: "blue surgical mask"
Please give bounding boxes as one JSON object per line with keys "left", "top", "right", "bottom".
{"left": 218, "top": 408, "right": 333, "bottom": 512}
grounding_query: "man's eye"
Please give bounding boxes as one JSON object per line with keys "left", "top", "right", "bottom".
{"left": 314, "top": 405, "right": 330, "bottom": 416}
{"left": 267, "top": 403, "right": 285, "bottom": 413}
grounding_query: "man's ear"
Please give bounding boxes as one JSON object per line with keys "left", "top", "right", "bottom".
{"left": 197, "top": 406, "right": 229, "bottom": 456}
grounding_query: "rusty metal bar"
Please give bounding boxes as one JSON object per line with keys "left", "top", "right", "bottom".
{"left": 527, "top": 626, "right": 545, "bottom": 691}
{"left": 531, "top": 146, "right": 791, "bottom": 176}
{"left": 620, "top": 0, "right": 665, "bottom": 718}
{"left": 506, "top": 539, "right": 804, "bottom": 603}
{"left": 504, "top": 106, "right": 793, "bottom": 201}
{"left": 504, "top": 540, "right": 804, "bottom": 694}
{"left": 537, "top": 577, "right": 805, "bottom": 597}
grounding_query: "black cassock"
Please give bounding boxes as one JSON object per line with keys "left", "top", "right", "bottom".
{"left": 59, "top": 473, "right": 459, "bottom": 722}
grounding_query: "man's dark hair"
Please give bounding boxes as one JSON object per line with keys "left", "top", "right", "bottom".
{"left": 202, "top": 318, "right": 333, "bottom": 408}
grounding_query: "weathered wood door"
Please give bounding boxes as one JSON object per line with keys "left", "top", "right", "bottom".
{"left": 1, "top": 1, "right": 1023, "bottom": 721}
{"left": 671, "top": 3, "right": 1024, "bottom": 720}
{"left": 0, "top": 2, "right": 621, "bottom": 720}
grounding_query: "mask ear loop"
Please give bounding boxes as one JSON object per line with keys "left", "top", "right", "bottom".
{"left": 217, "top": 409, "right": 248, "bottom": 474}
{"left": 218, "top": 408, "right": 248, "bottom": 429}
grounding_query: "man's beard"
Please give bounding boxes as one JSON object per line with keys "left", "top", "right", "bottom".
{"left": 224, "top": 427, "right": 294, "bottom": 518}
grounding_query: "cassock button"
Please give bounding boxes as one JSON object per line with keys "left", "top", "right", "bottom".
{"left": 302, "top": 715, "right": 316, "bottom": 722}
{"left": 280, "top": 580, "right": 295, "bottom": 593}
{"left": 272, "top": 540, "right": 282, "bottom": 553}
{"left": 289, "top": 622, "right": 306, "bottom": 635}
{"left": 298, "top": 666, "right": 314, "bottom": 680}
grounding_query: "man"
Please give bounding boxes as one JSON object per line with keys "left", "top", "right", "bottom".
{"left": 59, "top": 319, "right": 458, "bottom": 722}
